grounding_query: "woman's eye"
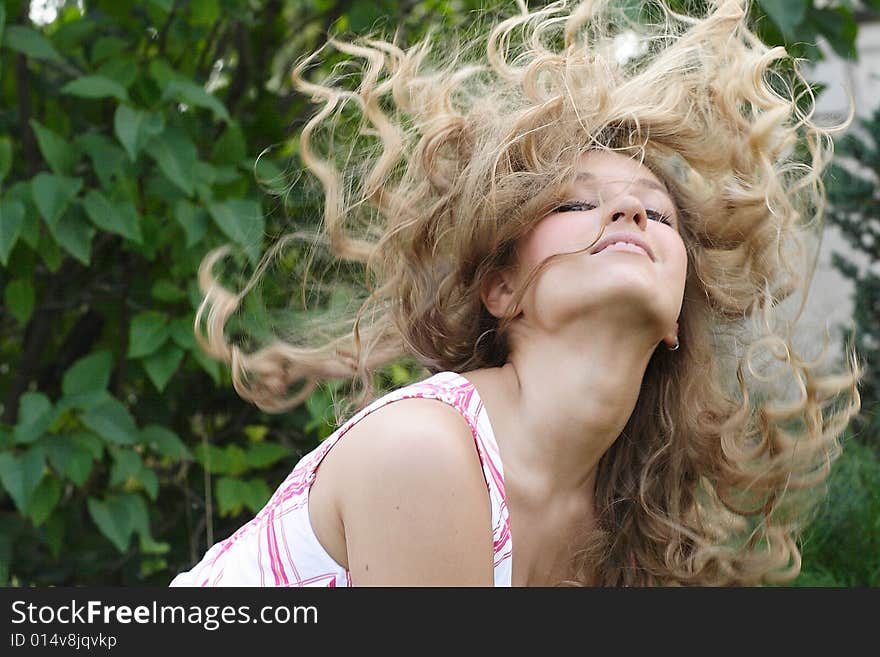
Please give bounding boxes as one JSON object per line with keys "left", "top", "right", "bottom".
{"left": 647, "top": 210, "right": 674, "bottom": 227}
{"left": 555, "top": 201, "right": 597, "bottom": 212}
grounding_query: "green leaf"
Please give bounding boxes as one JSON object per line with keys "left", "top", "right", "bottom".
{"left": 150, "top": 278, "right": 187, "bottom": 303}
{"left": 90, "top": 36, "right": 127, "bottom": 64}
{"left": 169, "top": 315, "right": 197, "bottom": 349}
{"left": 0, "top": 199, "right": 25, "bottom": 265}
{"left": 109, "top": 448, "right": 144, "bottom": 487}
{"left": 37, "top": 231, "right": 62, "bottom": 272}
{"left": 128, "top": 310, "right": 170, "bottom": 358}
{"left": 225, "top": 444, "right": 249, "bottom": 477}
{"left": 757, "top": 0, "right": 808, "bottom": 40}
{"left": 6, "top": 183, "right": 39, "bottom": 249}
{"left": 141, "top": 342, "right": 184, "bottom": 392}
{"left": 46, "top": 203, "right": 95, "bottom": 265}
{"left": 191, "top": 0, "right": 220, "bottom": 25}
{"left": 49, "top": 17, "right": 96, "bottom": 52}
{"left": 4, "top": 278, "right": 34, "bottom": 325}
{"left": 31, "top": 173, "right": 83, "bottom": 227}
{"left": 81, "top": 397, "right": 139, "bottom": 445}
{"left": 55, "top": 389, "right": 114, "bottom": 415}
{"left": 62, "top": 350, "right": 114, "bottom": 397}
{"left": 173, "top": 199, "right": 209, "bottom": 248}
{"left": 162, "top": 80, "right": 230, "bottom": 123}
{"left": 95, "top": 57, "right": 138, "bottom": 89}
{"left": 139, "top": 533, "right": 170, "bottom": 556}
{"left": 389, "top": 362, "right": 411, "bottom": 386}
{"left": 81, "top": 189, "right": 142, "bottom": 243}
{"left": 3, "top": 26, "right": 64, "bottom": 63}
{"left": 61, "top": 75, "right": 130, "bottom": 102}
{"left": 244, "top": 425, "right": 269, "bottom": 442}
{"left": 145, "top": 171, "right": 185, "bottom": 204}
{"left": 145, "top": 128, "right": 197, "bottom": 197}
{"left": 113, "top": 105, "right": 165, "bottom": 162}
{"left": 72, "top": 431, "right": 104, "bottom": 460}
{"left": 13, "top": 392, "right": 55, "bottom": 445}
{"left": 193, "top": 161, "right": 216, "bottom": 201}
{"left": 140, "top": 468, "right": 158, "bottom": 501}
{"left": 29, "top": 120, "right": 79, "bottom": 176}
{"left": 0, "top": 136, "right": 12, "bottom": 181}
{"left": 46, "top": 436, "right": 95, "bottom": 486}
{"left": 123, "top": 492, "right": 155, "bottom": 544}
{"left": 215, "top": 476, "right": 247, "bottom": 516}
{"left": 0, "top": 446, "right": 46, "bottom": 514}
{"left": 208, "top": 199, "right": 264, "bottom": 261}
{"left": 141, "top": 424, "right": 192, "bottom": 460}
{"left": 222, "top": 478, "right": 266, "bottom": 515}
{"left": 193, "top": 443, "right": 230, "bottom": 474}
{"left": 305, "top": 387, "right": 335, "bottom": 436}
{"left": 254, "top": 157, "right": 288, "bottom": 196}
{"left": 211, "top": 125, "right": 246, "bottom": 166}
{"left": 191, "top": 348, "right": 221, "bottom": 385}
{"left": 808, "top": 6, "right": 858, "bottom": 60}
{"left": 87, "top": 496, "right": 133, "bottom": 552}
{"left": 77, "top": 133, "right": 129, "bottom": 190}
{"left": 28, "top": 476, "right": 62, "bottom": 527}
{"left": 32, "top": 175, "right": 91, "bottom": 264}
{"left": 243, "top": 478, "right": 271, "bottom": 513}
{"left": 209, "top": 164, "right": 241, "bottom": 185}
{"left": 245, "top": 442, "right": 291, "bottom": 469}
{"left": 148, "top": 59, "right": 186, "bottom": 90}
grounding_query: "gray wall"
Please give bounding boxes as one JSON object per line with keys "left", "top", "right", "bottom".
{"left": 772, "top": 19, "right": 880, "bottom": 364}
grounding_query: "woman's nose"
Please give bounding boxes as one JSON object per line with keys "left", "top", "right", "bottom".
{"left": 604, "top": 195, "right": 647, "bottom": 230}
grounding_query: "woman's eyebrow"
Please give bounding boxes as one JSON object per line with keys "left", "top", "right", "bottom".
{"left": 575, "top": 172, "right": 670, "bottom": 195}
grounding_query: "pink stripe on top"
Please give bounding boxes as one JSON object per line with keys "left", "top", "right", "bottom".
{"left": 168, "top": 370, "right": 513, "bottom": 587}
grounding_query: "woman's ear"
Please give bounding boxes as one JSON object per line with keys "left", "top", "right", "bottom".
{"left": 480, "top": 268, "right": 520, "bottom": 320}
{"left": 663, "top": 320, "right": 679, "bottom": 348}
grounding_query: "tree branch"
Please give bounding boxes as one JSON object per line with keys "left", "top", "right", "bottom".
{"left": 223, "top": 22, "right": 254, "bottom": 118}
{"left": 1, "top": 260, "right": 82, "bottom": 424}
{"left": 15, "top": 53, "right": 39, "bottom": 176}
{"left": 157, "top": 0, "right": 181, "bottom": 59}
{"left": 193, "top": 18, "right": 225, "bottom": 78}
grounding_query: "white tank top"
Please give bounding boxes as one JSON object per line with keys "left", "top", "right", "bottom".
{"left": 168, "top": 370, "right": 513, "bottom": 586}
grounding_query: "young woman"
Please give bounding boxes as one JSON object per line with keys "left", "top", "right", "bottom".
{"left": 169, "top": 0, "right": 863, "bottom": 587}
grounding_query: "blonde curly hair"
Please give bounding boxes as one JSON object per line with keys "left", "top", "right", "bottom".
{"left": 193, "top": 0, "right": 865, "bottom": 586}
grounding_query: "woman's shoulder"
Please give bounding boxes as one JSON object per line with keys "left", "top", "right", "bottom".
{"left": 322, "top": 389, "right": 484, "bottom": 496}
{"left": 309, "top": 386, "right": 491, "bottom": 580}
{"left": 329, "top": 371, "right": 481, "bottom": 462}
{"left": 332, "top": 394, "right": 494, "bottom": 584}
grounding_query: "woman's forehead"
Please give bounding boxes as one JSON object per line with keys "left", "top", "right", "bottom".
{"left": 574, "top": 150, "right": 669, "bottom": 191}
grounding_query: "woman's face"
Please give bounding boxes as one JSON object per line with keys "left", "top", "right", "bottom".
{"left": 501, "top": 149, "right": 688, "bottom": 344}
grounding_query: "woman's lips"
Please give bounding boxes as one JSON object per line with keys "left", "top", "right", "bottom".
{"left": 590, "top": 233, "right": 655, "bottom": 260}
{"left": 594, "top": 242, "right": 652, "bottom": 258}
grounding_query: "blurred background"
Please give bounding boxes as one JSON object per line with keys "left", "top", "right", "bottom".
{"left": 0, "top": 0, "right": 877, "bottom": 586}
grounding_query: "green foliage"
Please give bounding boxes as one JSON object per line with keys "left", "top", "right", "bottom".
{"left": 0, "top": 0, "right": 871, "bottom": 586}
{"left": 793, "top": 439, "right": 880, "bottom": 586}
{"left": 0, "top": 0, "right": 445, "bottom": 586}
